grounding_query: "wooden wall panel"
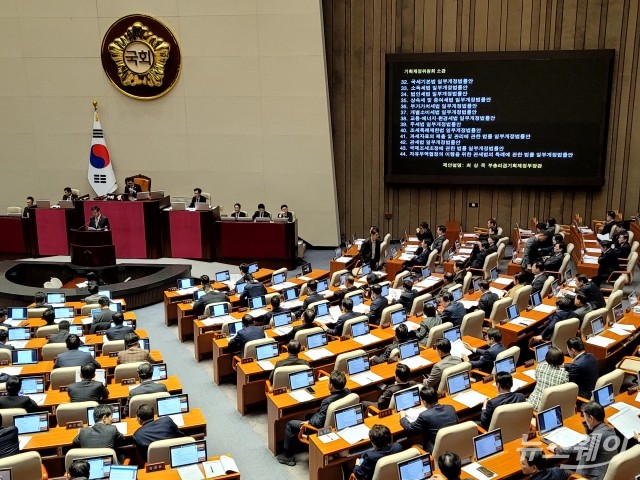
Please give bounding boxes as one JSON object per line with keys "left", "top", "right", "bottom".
{"left": 322, "top": 0, "right": 640, "bottom": 243}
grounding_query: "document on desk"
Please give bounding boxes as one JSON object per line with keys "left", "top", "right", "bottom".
{"left": 400, "top": 355, "right": 432, "bottom": 370}
{"left": 608, "top": 406, "right": 640, "bottom": 439}
{"left": 586, "top": 335, "right": 615, "bottom": 347}
{"left": 399, "top": 253, "right": 414, "bottom": 261}
{"left": 317, "top": 432, "right": 340, "bottom": 444}
{"left": 177, "top": 287, "right": 198, "bottom": 295}
{"left": 353, "top": 304, "right": 370, "bottom": 314}
{"left": 492, "top": 378, "right": 528, "bottom": 392}
{"left": 522, "top": 369, "right": 536, "bottom": 380}
{"left": 404, "top": 245, "right": 419, "bottom": 253}
{"left": 453, "top": 390, "right": 488, "bottom": 408}
{"left": 387, "top": 288, "right": 402, "bottom": 302}
{"left": 203, "top": 456, "right": 239, "bottom": 478}
{"left": 509, "top": 317, "right": 535, "bottom": 327}
{"left": 492, "top": 277, "right": 512, "bottom": 286}
{"left": 610, "top": 402, "right": 640, "bottom": 415}
{"left": 404, "top": 406, "right": 426, "bottom": 423}
{"left": 249, "top": 308, "right": 268, "bottom": 318}
{"left": 81, "top": 316, "right": 93, "bottom": 325}
{"left": 297, "top": 276, "right": 312, "bottom": 282}
{"left": 459, "top": 248, "right": 474, "bottom": 254}
{"left": 5, "top": 319, "right": 24, "bottom": 327}
{"left": 460, "top": 300, "right": 478, "bottom": 309}
{"left": 462, "top": 462, "right": 497, "bottom": 480}
{"left": 281, "top": 300, "right": 303, "bottom": 309}
{"left": 608, "top": 325, "right": 632, "bottom": 337}
{"left": 450, "top": 339, "right": 472, "bottom": 358}
{"left": 115, "top": 423, "right": 128, "bottom": 434}
{"left": 585, "top": 247, "right": 601, "bottom": 253}
{"left": 321, "top": 291, "right": 335, "bottom": 298}
{"left": 18, "top": 436, "right": 32, "bottom": 451}
{"left": 169, "top": 413, "right": 185, "bottom": 427}
{"left": 272, "top": 326, "right": 293, "bottom": 336}
{"left": 338, "top": 424, "right": 370, "bottom": 445}
{"left": 533, "top": 304, "right": 556, "bottom": 313}
{"left": 335, "top": 256, "right": 353, "bottom": 263}
{"left": 0, "top": 367, "right": 22, "bottom": 376}
{"left": 329, "top": 306, "right": 342, "bottom": 321}
{"left": 257, "top": 360, "right": 275, "bottom": 371}
{"left": 450, "top": 255, "right": 469, "bottom": 262}
{"left": 489, "top": 287, "right": 506, "bottom": 298}
{"left": 270, "top": 282, "right": 297, "bottom": 291}
{"left": 353, "top": 334, "right": 379, "bottom": 346}
{"left": 8, "top": 340, "right": 28, "bottom": 349}
{"left": 289, "top": 389, "right": 315, "bottom": 402}
{"left": 304, "top": 348, "right": 332, "bottom": 361}
{"left": 582, "top": 256, "right": 599, "bottom": 264}
{"left": 177, "top": 464, "right": 204, "bottom": 480}
{"left": 349, "top": 371, "right": 383, "bottom": 386}
{"left": 28, "top": 394, "right": 46, "bottom": 405}
{"left": 544, "top": 426, "right": 588, "bottom": 448}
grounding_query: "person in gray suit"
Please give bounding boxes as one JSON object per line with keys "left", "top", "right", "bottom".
{"left": 90, "top": 296, "right": 114, "bottom": 334}
{"left": 423, "top": 338, "right": 462, "bottom": 393}
{"left": 67, "top": 363, "right": 108, "bottom": 402}
{"left": 105, "top": 313, "right": 134, "bottom": 341}
{"left": 549, "top": 402, "right": 618, "bottom": 480}
{"left": 53, "top": 334, "right": 100, "bottom": 369}
{"left": 72, "top": 404, "right": 125, "bottom": 459}
{"left": 47, "top": 320, "right": 72, "bottom": 344}
{"left": 124, "top": 362, "right": 168, "bottom": 416}
{"left": 530, "top": 261, "right": 549, "bottom": 295}
{"left": 572, "top": 293, "right": 593, "bottom": 322}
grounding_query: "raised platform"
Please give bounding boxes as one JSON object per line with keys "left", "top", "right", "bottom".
{"left": 0, "top": 261, "right": 191, "bottom": 309}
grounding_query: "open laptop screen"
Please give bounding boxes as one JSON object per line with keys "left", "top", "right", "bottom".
{"left": 306, "top": 332, "right": 328, "bottom": 350}
{"left": 593, "top": 383, "right": 614, "bottom": 407}
{"left": 0, "top": 469, "right": 10, "bottom": 480}
{"left": 534, "top": 342, "right": 551, "bottom": 363}
{"left": 78, "top": 344, "right": 96, "bottom": 358}
{"left": 13, "top": 412, "right": 49, "bottom": 434}
{"left": 69, "top": 325, "right": 84, "bottom": 336}
{"left": 349, "top": 294, "right": 364, "bottom": 307}
{"left": 7, "top": 307, "right": 27, "bottom": 320}
{"left": 46, "top": 293, "right": 65, "bottom": 304}
{"left": 289, "top": 369, "right": 315, "bottom": 391}
{"left": 590, "top": 315, "right": 605, "bottom": 336}
{"left": 397, "top": 453, "right": 433, "bottom": 480}
{"left": 506, "top": 304, "right": 519, "bottom": 321}
{"left": 538, "top": 405, "right": 563, "bottom": 435}
{"left": 316, "top": 279, "right": 329, "bottom": 293}
{"left": 19, "top": 376, "right": 45, "bottom": 395}
{"left": 156, "top": 394, "right": 189, "bottom": 417}
{"left": 177, "top": 278, "right": 194, "bottom": 289}
{"left": 249, "top": 296, "right": 266, "bottom": 310}
{"left": 473, "top": 429, "right": 504, "bottom": 461}
{"left": 256, "top": 343, "right": 279, "bottom": 361}
{"left": 360, "top": 264, "right": 372, "bottom": 276}
{"left": 152, "top": 363, "right": 168, "bottom": 381}
{"left": 612, "top": 303, "right": 624, "bottom": 323}
{"left": 228, "top": 321, "right": 243, "bottom": 336}
{"left": 301, "top": 263, "right": 312, "bottom": 275}
{"left": 391, "top": 309, "right": 407, "bottom": 326}
{"left": 108, "top": 303, "right": 122, "bottom": 313}
{"left": 247, "top": 262, "right": 259, "bottom": 274}
{"left": 451, "top": 287, "right": 463, "bottom": 301}
{"left": 346, "top": 355, "right": 371, "bottom": 376}
{"left": 8, "top": 327, "right": 30, "bottom": 341}
{"left": 334, "top": 403, "right": 364, "bottom": 431}
{"left": 272, "top": 272, "right": 286, "bottom": 285}
{"left": 394, "top": 386, "right": 421, "bottom": 412}
{"left": 447, "top": 371, "right": 471, "bottom": 396}
{"left": 490, "top": 267, "right": 498, "bottom": 280}
{"left": 81, "top": 455, "right": 114, "bottom": 479}
{"left": 54, "top": 307, "right": 74, "bottom": 319}
{"left": 170, "top": 440, "right": 207, "bottom": 469}
{"left": 87, "top": 403, "right": 121, "bottom": 426}
{"left": 443, "top": 326, "right": 461, "bottom": 344}
{"left": 494, "top": 356, "right": 516, "bottom": 374}
{"left": 283, "top": 287, "right": 299, "bottom": 301}
{"left": 272, "top": 312, "right": 292, "bottom": 328}
{"left": 108, "top": 466, "right": 138, "bottom": 480}
{"left": 215, "top": 270, "right": 230, "bottom": 282}
{"left": 399, "top": 340, "right": 420, "bottom": 360}
{"left": 98, "top": 290, "right": 112, "bottom": 299}
{"left": 530, "top": 291, "right": 542, "bottom": 308}
{"left": 334, "top": 247, "right": 342, "bottom": 259}
{"left": 421, "top": 267, "right": 431, "bottom": 278}
{"left": 11, "top": 349, "right": 38, "bottom": 365}
{"left": 209, "top": 303, "right": 229, "bottom": 318}
{"left": 314, "top": 302, "right": 329, "bottom": 318}
{"left": 351, "top": 321, "right": 369, "bottom": 337}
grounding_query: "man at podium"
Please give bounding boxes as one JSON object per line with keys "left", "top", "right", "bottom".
{"left": 88, "top": 206, "right": 110, "bottom": 231}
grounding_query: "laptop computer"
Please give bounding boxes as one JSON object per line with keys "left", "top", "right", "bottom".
{"left": 288, "top": 369, "right": 315, "bottom": 392}
{"left": 157, "top": 394, "right": 189, "bottom": 417}
{"left": 399, "top": 340, "right": 430, "bottom": 369}
{"left": 538, "top": 404, "right": 586, "bottom": 447}
{"left": 247, "top": 262, "right": 259, "bottom": 274}
{"left": 339, "top": 272, "right": 348, "bottom": 286}
{"left": 11, "top": 349, "right": 38, "bottom": 365}
{"left": 351, "top": 320, "right": 370, "bottom": 337}
{"left": 249, "top": 296, "right": 267, "bottom": 310}
{"left": 314, "top": 302, "right": 331, "bottom": 321}
{"left": 282, "top": 287, "right": 299, "bottom": 302}
{"left": 472, "top": 277, "right": 482, "bottom": 293}
{"left": 564, "top": 267, "right": 575, "bottom": 286}
{"left": 47, "top": 292, "right": 65, "bottom": 306}
{"left": 58, "top": 200, "right": 74, "bottom": 209}
{"left": 138, "top": 338, "right": 150, "bottom": 351}
{"left": 421, "top": 267, "right": 431, "bottom": 279}
{"left": 494, "top": 356, "right": 516, "bottom": 374}
{"left": 473, "top": 429, "right": 504, "bottom": 461}
{"left": 590, "top": 315, "right": 605, "bottom": 336}
{"left": 7, "top": 307, "right": 27, "bottom": 320}
{"left": 0, "top": 469, "right": 10, "bottom": 480}
{"left": 98, "top": 290, "right": 112, "bottom": 300}
{"left": 177, "top": 278, "right": 195, "bottom": 290}
{"left": 451, "top": 287, "right": 463, "bottom": 302}
{"left": 397, "top": 453, "right": 433, "bottom": 480}
{"left": 272, "top": 272, "right": 287, "bottom": 285}
{"left": 256, "top": 343, "right": 279, "bottom": 362}
{"left": 54, "top": 307, "right": 74, "bottom": 320}
{"left": 534, "top": 342, "right": 551, "bottom": 363}
{"left": 334, "top": 402, "right": 366, "bottom": 429}
{"left": 152, "top": 363, "right": 168, "bottom": 381}
{"left": 271, "top": 312, "right": 293, "bottom": 335}
{"left": 530, "top": 291, "right": 542, "bottom": 308}
{"left": 215, "top": 270, "right": 231, "bottom": 283}
{"left": 550, "top": 280, "right": 560, "bottom": 297}
{"left": 301, "top": 263, "right": 312, "bottom": 275}
{"left": 78, "top": 344, "right": 96, "bottom": 358}
{"left": 235, "top": 282, "right": 246, "bottom": 294}
{"left": 170, "top": 440, "right": 207, "bottom": 469}
{"left": 87, "top": 403, "right": 121, "bottom": 426}
{"left": 69, "top": 324, "right": 84, "bottom": 336}
{"left": 150, "top": 190, "right": 164, "bottom": 200}
{"left": 360, "top": 264, "right": 372, "bottom": 276}
{"left": 390, "top": 309, "right": 407, "bottom": 327}
{"left": 349, "top": 293, "right": 364, "bottom": 307}
{"left": 316, "top": 279, "right": 329, "bottom": 294}
{"left": 36, "top": 200, "right": 51, "bottom": 209}
{"left": 13, "top": 412, "right": 49, "bottom": 434}
{"left": 593, "top": 383, "right": 614, "bottom": 407}
{"left": 136, "top": 192, "right": 150, "bottom": 200}
{"left": 443, "top": 326, "right": 461, "bottom": 344}
{"left": 208, "top": 303, "right": 230, "bottom": 318}
{"left": 306, "top": 332, "right": 328, "bottom": 350}
{"left": 490, "top": 267, "right": 498, "bottom": 281}
{"left": 612, "top": 302, "right": 624, "bottom": 323}
{"left": 346, "top": 354, "right": 381, "bottom": 385}
{"left": 447, "top": 371, "right": 472, "bottom": 396}
{"left": 19, "top": 376, "right": 45, "bottom": 395}
{"left": 226, "top": 321, "right": 243, "bottom": 338}
{"left": 394, "top": 385, "right": 422, "bottom": 412}
{"left": 380, "top": 283, "right": 390, "bottom": 296}
{"left": 194, "top": 202, "right": 210, "bottom": 211}
{"left": 171, "top": 202, "right": 186, "bottom": 211}
{"left": 8, "top": 327, "right": 30, "bottom": 341}
{"left": 334, "top": 247, "right": 343, "bottom": 260}
{"left": 193, "top": 290, "right": 205, "bottom": 301}
{"left": 108, "top": 465, "right": 138, "bottom": 480}
{"left": 76, "top": 455, "right": 114, "bottom": 479}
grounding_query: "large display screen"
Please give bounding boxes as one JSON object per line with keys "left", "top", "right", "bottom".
{"left": 385, "top": 50, "right": 614, "bottom": 186}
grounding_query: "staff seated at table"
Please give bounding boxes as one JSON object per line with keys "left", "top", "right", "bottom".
{"left": 452, "top": 261, "right": 467, "bottom": 285}
{"left": 268, "top": 340, "right": 310, "bottom": 384}
{"left": 352, "top": 424, "right": 403, "bottom": 480}
{"left": 90, "top": 296, "right": 115, "bottom": 333}
{"left": 615, "top": 231, "right": 631, "bottom": 258}
{"left": 124, "top": 176, "right": 142, "bottom": 198}
{"left": 299, "top": 280, "right": 324, "bottom": 313}
{"left": 0, "top": 309, "right": 6, "bottom": 326}
{"left": 0, "top": 376, "right": 38, "bottom": 412}
{"left": 480, "top": 372, "right": 526, "bottom": 429}
{"left": 55, "top": 334, "right": 101, "bottom": 369}
{"left": 564, "top": 337, "right": 598, "bottom": 399}
{"left": 276, "top": 204, "right": 294, "bottom": 222}
{"left": 228, "top": 314, "right": 265, "bottom": 357}
{"left": 530, "top": 261, "right": 548, "bottom": 294}
{"left": 231, "top": 203, "right": 246, "bottom": 218}
{"left": 542, "top": 241, "right": 566, "bottom": 272}
{"left": 469, "top": 241, "right": 490, "bottom": 269}
{"left": 323, "top": 297, "right": 360, "bottom": 337}
{"left": 252, "top": 203, "right": 271, "bottom": 220}
{"left": 431, "top": 225, "right": 447, "bottom": 253}
{"left": 506, "top": 272, "right": 527, "bottom": 300}
{"left": 118, "top": 332, "right": 153, "bottom": 364}
{"left": 62, "top": 187, "right": 78, "bottom": 201}
{"left": 439, "top": 272, "right": 457, "bottom": 293}
{"left": 72, "top": 404, "right": 125, "bottom": 455}
{"left": 193, "top": 275, "right": 228, "bottom": 316}
{"left": 34, "top": 291, "right": 52, "bottom": 309}
{"left": 367, "top": 284, "right": 388, "bottom": 325}
{"left": 462, "top": 327, "right": 505, "bottom": 374}
{"left": 133, "top": 403, "right": 185, "bottom": 463}
{"left": 189, "top": 187, "right": 207, "bottom": 208}
{"left": 593, "top": 240, "right": 619, "bottom": 286}
{"left": 124, "top": 362, "right": 168, "bottom": 417}
{"left": 416, "top": 303, "right": 442, "bottom": 347}
{"left": 574, "top": 274, "right": 606, "bottom": 309}
{"left": 423, "top": 338, "right": 461, "bottom": 391}
{"left": 68, "top": 363, "right": 109, "bottom": 402}
{"left": 105, "top": 312, "right": 134, "bottom": 341}
{"left": 332, "top": 274, "right": 358, "bottom": 302}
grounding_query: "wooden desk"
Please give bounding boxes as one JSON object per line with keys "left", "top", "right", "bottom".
{"left": 584, "top": 310, "right": 640, "bottom": 369}
{"left": 329, "top": 245, "right": 359, "bottom": 276}
{"left": 161, "top": 208, "right": 219, "bottom": 261}
{"left": 497, "top": 300, "right": 556, "bottom": 348}
{"left": 137, "top": 455, "right": 240, "bottom": 479}
{"left": 0, "top": 215, "right": 31, "bottom": 256}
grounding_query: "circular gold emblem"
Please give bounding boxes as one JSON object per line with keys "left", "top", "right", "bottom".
{"left": 101, "top": 14, "right": 181, "bottom": 100}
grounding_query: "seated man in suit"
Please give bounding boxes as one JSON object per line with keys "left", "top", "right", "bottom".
{"left": 371, "top": 324, "right": 408, "bottom": 365}
{"left": 615, "top": 232, "right": 631, "bottom": 259}
{"left": 574, "top": 273, "right": 606, "bottom": 309}
{"left": 23, "top": 196, "right": 34, "bottom": 218}
{"left": 543, "top": 242, "right": 566, "bottom": 273}
{"left": 597, "top": 210, "right": 617, "bottom": 240}
{"left": 367, "top": 284, "right": 388, "bottom": 325}
{"left": 469, "top": 241, "right": 490, "bottom": 269}
{"left": 480, "top": 372, "right": 526, "bottom": 429}
{"left": 90, "top": 296, "right": 115, "bottom": 333}
{"left": 231, "top": 203, "right": 246, "bottom": 218}
{"left": 399, "top": 386, "right": 458, "bottom": 452}
{"left": 430, "top": 225, "right": 447, "bottom": 253}
{"left": 268, "top": 340, "right": 310, "bottom": 384}
{"left": 299, "top": 280, "right": 325, "bottom": 313}
{"left": 0, "top": 424, "right": 19, "bottom": 459}
{"left": 462, "top": 328, "right": 505, "bottom": 374}
{"left": 188, "top": 187, "right": 207, "bottom": 208}
{"left": 42, "top": 307, "right": 56, "bottom": 326}
{"left": 263, "top": 295, "right": 286, "bottom": 325}
{"left": 47, "top": 320, "right": 72, "bottom": 344}
{"left": 415, "top": 221, "right": 434, "bottom": 244}
{"left": 117, "top": 332, "right": 153, "bottom": 364}
{"left": 228, "top": 314, "right": 266, "bottom": 357}
{"left": 72, "top": 404, "right": 125, "bottom": 455}
{"left": 0, "top": 376, "right": 39, "bottom": 412}
{"left": 572, "top": 292, "right": 593, "bottom": 322}
{"left": 67, "top": 363, "right": 109, "bottom": 402}
{"left": 331, "top": 274, "right": 358, "bottom": 302}
{"left": 0, "top": 309, "right": 6, "bottom": 326}
{"left": 477, "top": 280, "right": 499, "bottom": 318}
{"left": 402, "top": 238, "right": 430, "bottom": 270}
{"left": 88, "top": 205, "right": 110, "bottom": 231}
{"left": 193, "top": 275, "right": 229, "bottom": 316}
{"left": 239, "top": 274, "right": 267, "bottom": 308}
{"left": 439, "top": 272, "right": 457, "bottom": 293}
{"left": 370, "top": 363, "right": 418, "bottom": 410}
{"left": 359, "top": 226, "right": 382, "bottom": 270}
{"left": 276, "top": 204, "right": 294, "bottom": 222}
{"left": 0, "top": 330, "right": 14, "bottom": 351}
{"left": 62, "top": 187, "right": 78, "bottom": 201}
{"left": 33, "top": 291, "right": 52, "bottom": 309}
{"left": 105, "top": 312, "right": 134, "bottom": 341}
{"left": 439, "top": 291, "right": 465, "bottom": 328}
{"left": 452, "top": 261, "right": 467, "bottom": 285}
{"left": 284, "top": 308, "right": 318, "bottom": 343}
{"left": 124, "top": 362, "right": 168, "bottom": 416}
{"left": 531, "top": 297, "right": 577, "bottom": 345}
{"left": 278, "top": 370, "right": 350, "bottom": 466}
{"left": 396, "top": 278, "right": 418, "bottom": 312}
{"left": 594, "top": 240, "right": 619, "bottom": 286}
{"left": 54, "top": 334, "right": 101, "bottom": 369}
{"left": 133, "top": 403, "right": 184, "bottom": 462}
{"left": 423, "top": 338, "right": 462, "bottom": 392}
{"left": 519, "top": 447, "right": 569, "bottom": 480}
{"left": 323, "top": 297, "right": 360, "bottom": 337}
{"left": 529, "top": 260, "right": 548, "bottom": 295}
{"left": 416, "top": 303, "right": 442, "bottom": 347}
{"left": 434, "top": 452, "right": 467, "bottom": 480}
{"left": 124, "top": 176, "right": 142, "bottom": 198}
{"left": 352, "top": 424, "right": 403, "bottom": 480}
{"left": 84, "top": 283, "right": 102, "bottom": 304}
{"left": 564, "top": 337, "right": 598, "bottom": 399}
{"left": 252, "top": 203, "right": 271, "bottom": 220}
{"left": 522, "top": 231, "right": 548, "bottom": 271}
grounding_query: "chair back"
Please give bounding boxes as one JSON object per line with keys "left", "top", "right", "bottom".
{"left": 497, "top": 228, "right": 504, "bottom": 237}
{"left": 371, "top": 447, "right": 422, "bottom": 480}
{"left": 593, "top": 369, "right": 625, "bottom": 398}
{"left": 6, "top": 206, "right": 22, "bottom": 216}
{"left": 50, "top": 366, "right": 81, "bottom": 389}
{"left": 392, "top": 270, "right": 410, "bottom": 289}
{"left": 383, "top": 233, "right": 392, "bottom": 245}
{"left": 333, "top": 349, "right": 367, "bottom": 374}
{"left": 272, "top": 365, "right": 311, "bottom": 390}
{"left": 342, "top": 315, "right": 369, "bottom": 338}
{"left": 71, "top": 188, "right": 80, "bottom": 196}
{"left": 324, "top": 393, "right": 360, "bottom": 428}
{"left": 0, "top": 350, "right": 10, "bottom": 365}
{"left": 203, "top": 301, "right": 232, "bottom": 317}
{"left": 440, "top": 239, "right": 450, "bottom": 258}
{"left": 41, "top": 343, "right": 68, "bottom": 361}
{"left": 147, "top": 437, "right": 196, "bottom": 465}
{"left": 222, "top": 319, "right": 241, "bottom": 335}
{"left": 581, "top": 308, "right": 608, "bottom": 337}
{"left": 409, "top": 293, "right": 432, "bottom": 316}
{"left": 602, "top": 444, "right": 640, "bottom": 480}
{"left": 114, "top": 361, "right": 146, "bottom": 383}
{"left": 330, "top": 269, "right": 348, "bottom": 287}
{"left": 460, "top": 310, "right": 485, "bottom": 339}
{"left": 0, "top": 452, "right": 43, "bottom": 480}
{"left": 264, "top": 292, "right": 280, "bottom": 306}
{"left": 495, "top": 346, "right": 520, "bottom": 367}
{"left": 129, "top": 392, "right": 170, "bottom": 417}
{"left": 512, "top": 285, "right": 532, "bottom": 313}
{"left": 550, "top": 318, "right": 580, "bottom": 354}
{"left": 36, "top": 324, "right": 59, "bottom": 338}
{"left": 56, "top": 401, "right": 98, "bottom": 426}
{"left": 538, "top": 382, "right": 579, "bottom": 419}
{"left": 132, "top": 173, "right": 151, "bottom": 191}
{"left": 482, "top": 252, "right": 499, "bottom": 280}
{"left": 488, "top": 402, "right": 534, "bottom": 443}
{"left": 557, "top": 254, "right": 571, "bottom": 280}
{"left": 489, "top": 297, "right": 512, "bottom": 327}
{"left": 49, "top": 277, "right": 63, "bottom": 288}
{"left": 496, "top": 243, "right": 506, "bottom": 264}
{"left": 437, "top": 361, "right": 471, "bottom": 394}
{"left": 379, "top": 304, "right": 404, "bottom": 328}
{"left": 81, "top": 304, "right": 100, "bottom": 316}
{"left": 424, "top": 322, "right": 453, "bottom": 348}
{"left": 271, "top": 268, "right": 288, "bottom": 284}
{"left": 622, "top": 252, "right": 638, "bottom": 284}
{"left": 432, "top": 421, "right": 477, "bottom": 463}
{"left": 378, "top": 241, "right": 389, "bottom": 267}
{"left": 608, "top": 276, "right": 626, "bottom": 297}
{"left": 244, "top": 338, "right": 276, "bottom": 358}
{"left": 0, "top": 408, "right": 26, "bottom": 428}
{"left": 65, "top": 448, "right": 117, "bottom": 472}
{"left": 344, "top": 289, "right": 365, "bottom": 300}
{"left": 461, "top": 271, "right": 473, "bottom": 295}
{"left": 539, "top": 275, "right": 556, "bottom": 298}
{"left": 294, "top": 327, "right": 324, "bottom": 349}
{"left": 27, "top": 307, "right": 47, "bottom": 318}
{"left": 566, "top": 242, "right": 575, "bottom": 256}
{"left": 102, "top": 340, "right": 126, "bottom": 355}
{"left": 426, "top": 249, "right": 438, "bottom": 272}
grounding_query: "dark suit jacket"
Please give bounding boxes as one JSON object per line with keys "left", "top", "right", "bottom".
{"left": 597, "top": 248, "right": 619, "bottom": 279}
{"left": 73, "top": 422, "right": 125, "bottom": 449}
{"left": 227, "top": 325, "right": 266, "bottom": 356}
{"left": 126, "top": 184, "right": 142, "bottom": 197}
{"left": 478, "top": 291, "right": 499, "bottom": 317}
{"left": 470, "top": 249, "right": 488, "bottom": 269}
{"left": 431, "top": 235, "right": 446, "bottom": 253}
{"left": 578, "top": 282, "right": 606, "bottom": 309}
{"left": 133, "top": 417, "right": 185, "bottom": 461}
{"left": 440, "top": 301, "right": 466, "bottom": 328}
{"left": 239, "top": 282, "right": 267, "bottom": 305}
{"left": 62, "top": 193, "right": 78, "bottom": 201}
{"left": 92, "top": 309, "right": 115, "bottom": 328}
{"left": 359, "top": 238, "right": 380, "bottom": 268}
{"left": 276, "top": 212, "right": 294, "bottom": 222}
{"left": 251, "top": 210, "right": 271, "bottom": 220}
{"left": 0, "top": 343, "right": 14, "bottom": 351}
{"left": 453, "top": 270, "right": 466, "bottom": 285}
{"left": 480, "top": 391, "right": 526, "bottom": 429}
{"left": 530, "top": 273, "right": 548, "bottom": 294}
{"left": 325, "top": 311, "right": 360, "bottom": 337}
{"left": 0, "top": 426, "right": 19, "bottom": 459}
{"left": 89, "top": 215, "right": 110, "bottom": 230}
{"left": 377, "top": 380, "right": 419, "bottom": 410}
{"left": 416, "top": 229, "right": 434, "bottom": 244}
{"left": 522, "top": 236, "right": 541, "bottom": 269}
{"left": 47, "top": 331, "right": 70, "bottom": 343}
{"left": 308, "top": 388, "right": 351, "bottom": 428}
{"left": 301, "top": 292, "right": 325, "bottom": 312}
{"left": 530, "top": 468, "right": 569, "bottom": 480}
{"left": 193, "top": 290, "right": 228, "bottom": 316}
{"left": 616, "top": 242, "right": 631, "bottom": 259}
{"left": 231, "top": 211, "right": 247, "bottom": 218}
{"left": 67, "top": 379, "right": 109, "bottom": 402}
{"left": 125, "top": 380, "right": 168, "bottom": 416}
{"left": 544, "top": 253, "right": 564, "bottom": 272}
{"left": 367, "top": 296, "right": 389, "bottom": 325}
{"left": 352, "top": 442, "right": 403, "bottom": 480}
{"left": 398, "top": 290, "right": 417, "bottom": 312}
{"left": 54, "top": 350, "right": 100, "bottom": 369}
{"left": 188, "top": 195, "right": 207, "bottom": 208}
{"left": 0, "top": 394, "right": 38, "bottom": 412}
{"left": 471, "top": 343, "right": 505, "bottom": 373}
{"left": 540, "top": 310, "right": 577, "bottom": 341}
{"left": 564, "top": 352, "right": 599, "bottom": 399}
{"left": 400, "top": 404, "right": 458, "bottom": 452}
{"left": 283, "top": 322, "right": 318, "bottom": 343}
{"left": 268, "top": 355, "right": 310, "bottom": 383}
{"left": 105, "top": 325, "right": 134, "bottom": 341}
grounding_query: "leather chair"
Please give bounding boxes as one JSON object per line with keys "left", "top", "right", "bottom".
{"left": 581, "top": 308, "right": 608, "bottom": 338}
{"left": 484, "top": 402, "right": 534, "bottom": 443}
{"left": 0, "top": 451, "right": 44, "bottom": 480}
{"left": 294, "top": 327, "right": 324, "bottom": 349}
{"left": 495, "top": 346, "right": 521, "bottom": 367}
{"left": 410, "top": 293, "right": 432, "bottom": 316}
{"left": 539, "top": 275, "right": 556, "bottom": 299}
{"left": 41, "top": 343, "right": 68, "bottom": 361}
{"left": 27, "top": 307, "right": 47, "bottom": 318}
{"left": 461, "top": 271, "right": 473, "bottom": 295}
{"left": 35, "top": 324, "right": 59, "bottom": 338}
{"left": 423, "top": 322, "right": 454, "bottom": 348}
{"left": 65, "top": 448, "right": 117, "bottom": 472}
{"left": 460, "top": 310, "right": 485, "bottom": 340}
{"left": 147, "top": 437, "right": 196, "bottom": 465}
{"left": 102, "top": 340, "right": 126, "bottom": 355}
{"left": 129, "top": 392, "right": 170, "bottom": 417}
{"left": 602, "top": 444, "right": 640, "bottom": 480}
{"left": 56, "top": 401, "right": 98, "bottom": 426}
{"left": 298, "top": 394, "right": 360, "bottom": 444}
{"left": 114, "top": 362, "right": 146, "bottom": 383}
{"left": 369, "top": 447, "right": 423, "bottom": 480}
{"left": 392, "top": 270, "right": 410, "bottom": 289}
{"left": 379, "top": 304, "right": 404, "bottom": 328}
{"left": 6, "top": 206, "right": 22, "bottom": 216}
{"left": 50, "top": 366, "right": 81, "bottom": 390}
{"left": 81, "top": 304, "right": 100, "bottom": 316}
{"left": 270, "top": 268, "right": 288, "bottom": 285}
{"left": 512, "top": 285, "right": 532, "bottom": 314}
{"left": 330, "top": 269, "right": 348, "bottom": 287}
{"left": 0, "top": 408, "right": 26, "bottom": 427}
{"left": 537, "top": 382, "right": 579, "bottom": 420}
{"left": 268, "top": 365, "right": 311, "bottom": 391}
{"left": 488, "top": 297, "right": 513, "bottom": 327}
{"left": 432, "top": 421, "right": 478, "bottom": 463}
{"left": 550, "top": 318, "right": 580, "bottom": 354}
{"left": 132, "top": 174, "right": 151, "bottom": 192}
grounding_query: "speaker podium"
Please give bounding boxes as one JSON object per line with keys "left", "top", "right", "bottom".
{"left": 69, "top": 229, "right": 116, "bottom": 267}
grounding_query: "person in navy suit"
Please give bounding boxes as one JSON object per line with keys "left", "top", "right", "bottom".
{"left": 54, "top": 334, "right": 100, "bottom": 369}
{"left": 402, "top": 238, "right": 430, "bottom": 270}
{"left": 575, "top": 274, "right": 606, "bottom": 309}
{"left": 352, "top": 424, "right": 403, "bottom": 480}
{"left": 594, "top": 240, "right": 619, "bottom": 286}
{"left": 367, "top": 284, "right": 388, "bottom": 325}
{"left": 227, "top": 314, "right": 265, "bottom": 357}
{"left": 531, "top": 297, "right": 577, "bottom": 345}
{"left": 564, "top": 337, "right": 599, "bottom": 399}
{"left": 462, "top": 328, "right": 505, "bottom": 374}
{"left": 299, "top": 280, "right": 325, "bottom": 313}
{"left": 324, "top": 297, "right": 360, "bottom": 337}
{"left": 124, "top": 177, "right": 142, "bottom": 198}
{"left": 133, "top": 404, "right": 184, "bottom": 461}
{"left": 439, "top": 292, "right": 466, "bottom": 328}
{"left": 396, "top": 278, "right": 418, "bottom": 312}
{"left": 88, "top": 206, "right": 110, "bottom": 230}
{"left": 105, "top": 312, "right": 134, "bottom": 341}
{"left": 239, "top": 274, "right": 267, "bottom": 307}
{"left": 480, "top": 372, "right": 526, "bottom": 429}
{"left": 529, "top": 261, "right": 548, "bottom": 294}
{"left": 520, "top": 447, "right": 569, "bottom": 480}
{"left": 188, "top": 188, "right": 207, "bottom": 208}
{"left": 359, "top": 226, "right": 381, "bottom": 270}
{"left": 399, "top": 386, "right": 457, "bottom": 452}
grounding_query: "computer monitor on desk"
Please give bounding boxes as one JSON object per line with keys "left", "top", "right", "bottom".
{"left": 247, "top": 262, "right": 259, "bottom": 274}
{"left": 157, "top": 394, "right": 189, "bottom": 417}
{"left": 397, "top": 453, "right": 433, "bottom": 480}
{"left": 170, "top": 440, "right": 207, "bottom": 469}
{"left": 473, "top": 429, "right": 504, "bottom": 461}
